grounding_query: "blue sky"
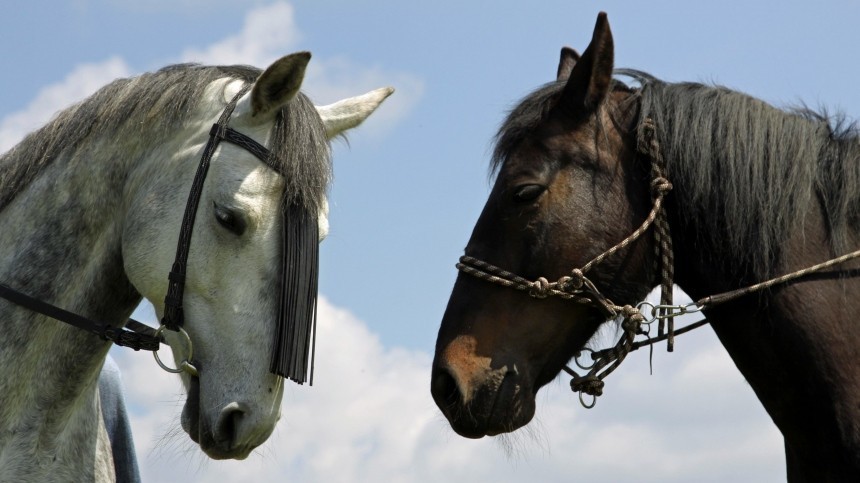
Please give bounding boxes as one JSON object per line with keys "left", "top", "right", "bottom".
{"left": 5, "top": 1, "right": 860, "bottom": 481}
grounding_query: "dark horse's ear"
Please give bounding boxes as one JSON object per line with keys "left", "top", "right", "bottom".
{"left": 556, "top": 46, "right": 580, "bottom": 81}
{"left": 560, "top": 12, "right": 614, "bottom": 115}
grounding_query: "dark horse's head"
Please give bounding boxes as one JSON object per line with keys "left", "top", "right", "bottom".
{"left": 431, "top": 13, "right": 658, "bottom": 438}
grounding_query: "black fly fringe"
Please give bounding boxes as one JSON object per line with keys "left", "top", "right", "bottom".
{"left": 271, "top": 202, "right": 319, "bottom": 384}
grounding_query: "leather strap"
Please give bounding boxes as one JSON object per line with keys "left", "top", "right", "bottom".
{"left": 0, "top": 283, "right": 161, "bottom": 351}
{"left": 161, "top": 85, "right": 269, "bottom": 330}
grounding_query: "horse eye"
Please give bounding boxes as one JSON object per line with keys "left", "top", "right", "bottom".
{"left": 213, "top": 203, "right": 246, "bottom": 236}
{"left": 512, "top": 184, "right": 546, "bottom": 203}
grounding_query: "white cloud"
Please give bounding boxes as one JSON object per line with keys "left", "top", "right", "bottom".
{"left": 181, "top": 0, "right": 420, "bottom": 138}
{"left": 180, "top": 2, "right": 301, "bottom": 68}
{"left": 0, "top": 56, "right": 131, "bottom": 153}
{"left": 115, "top": 295, "right": 785, "bottom": 483}
{"left": 1, "top": 1, "right": 418, "bottom": 154}
{"left": 94, "top": 0, "right": 269, "bottom": 14}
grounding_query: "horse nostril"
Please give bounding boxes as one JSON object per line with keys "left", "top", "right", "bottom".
{"left": 214, "top": 402, "right": 247, "bottom": 447}
{"left": 431, "top": 366, "right": 463, "bottom": 415}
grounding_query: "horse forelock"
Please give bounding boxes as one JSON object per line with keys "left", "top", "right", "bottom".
{"left": 0, "top": 62, "right": 331, "bottom": 217}
{"left": 490, "top": 78, "right": 632, "bottom": 179}
{"left": 269, "top": 92, "right": 332, "bottom": 217}
{"left": 490, "top": 82, "right": 564, "bottom": 178}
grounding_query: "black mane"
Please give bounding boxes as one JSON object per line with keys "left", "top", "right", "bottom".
{"left": 492, "top": 70, "right": 860, "bottom": 279}
{"left": 628, "top": 70, "right": 860, "bottom": 278}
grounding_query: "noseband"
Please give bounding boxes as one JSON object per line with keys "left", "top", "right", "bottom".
{"left": 457, "top": 116, "right": 860, "bottom": 408}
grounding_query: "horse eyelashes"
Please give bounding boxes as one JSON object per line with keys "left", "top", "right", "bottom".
{"left": 213, "top": 202, "right": 246, "bottom": 236}
{"left": 512, "top": 184, "right": 546, "bottom": 203}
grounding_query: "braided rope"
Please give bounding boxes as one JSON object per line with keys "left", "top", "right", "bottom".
{"left": 456, "top": 129, "right": 675, "bottom": 408}
{"left": 457, "top": 257, "right": 593, "bottom": 302}
{"left": 698, "top": 247, "right": 860, "bottom": 307}
{"left": 641, "top": 117, "right": 676, "bottom": 350}
{"left": 455, "top": 115, "right": 860, "bottom": 409}
{"left": 457, "top": 172, "right": 671, "bottom": 299}
{"left": 579, "top": 179, "right": 671, "bottom": 274}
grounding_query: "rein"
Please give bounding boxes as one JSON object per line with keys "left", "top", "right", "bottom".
{"left": 0, "top": 283, "right": 162, "bottom": 351}
{"left": 456, "top": 116, "right": 860, "bottom": 408}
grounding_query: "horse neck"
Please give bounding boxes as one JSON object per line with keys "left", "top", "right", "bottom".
{"left": 0, "top": 129, "right": 145, "bottom": 459}
{"left": 668, "top": 181, "right": 860, "bottom": 474}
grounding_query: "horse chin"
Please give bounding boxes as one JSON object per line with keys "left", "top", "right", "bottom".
{"left": 434, "top": 367, "right": 537, "bottom": 439}
{"left": 483, "top": 376, "right": 537, "bottom": 438}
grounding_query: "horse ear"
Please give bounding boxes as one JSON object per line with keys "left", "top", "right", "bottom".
{"left": 249, "top": 52, "right": 311, "bottom": 120}
{"left": 560, "top": 12, "right": 614, "bottom": 114}
{"left": 315, "top": 87, "right": 395, "bottom": 139}
{"left": 556, "top": 46, "right": 580, "bottom": 81}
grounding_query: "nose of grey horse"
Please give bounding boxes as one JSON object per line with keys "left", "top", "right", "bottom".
{"left": 213, "top": 402, "right": 249, "bottom": 452}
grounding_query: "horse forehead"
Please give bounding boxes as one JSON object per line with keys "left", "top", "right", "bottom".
{"left": 500, "top": 128, "right": 598, "bottom": 176}
{"left": 515, "top": 109, "right": 631, "bottom": 171}
{"left": 214, "top": 160, "right": 284, "bottom": 203}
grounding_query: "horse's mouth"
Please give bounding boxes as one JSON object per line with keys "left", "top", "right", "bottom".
{"left": 433, "top": 368, "right": 536, "bottom": 438}
{"left": 181, "top": 375, "right": 201, "bottom": 444}
{"left": 484, "top": 371, "right": 530, "bottom": 436}
{"left": 180, "top": 374, "right": 256, "bottom": 460}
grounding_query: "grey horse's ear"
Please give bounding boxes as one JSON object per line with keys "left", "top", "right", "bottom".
{"left": 557, "top": 46, "right": 580, "bottom": 81}
{"left": 249, "top": 52, "right": 311, "bottom": 120}
{"left": 316, "top": 87, "right": 395, "bottom": 139}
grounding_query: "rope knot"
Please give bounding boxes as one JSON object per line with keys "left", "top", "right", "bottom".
{"left": 570, "top": 375, "right": 604, "bottom": 397}
{"left": 638, "top": 117, "right": 659, "bottom": 155}
{"left": 529, "top": 277, "right": 551, "bottom": 299}
{"left": 556, "top": 276, "right": 572, "bottom": 292}
{"left": 650, "top": 176, "right": 672, "bottom": 197}
{"left": 562, "top": 268, "right": 585, "bottom": 291}
{"left": 620, "top": 305, "right": 644, "bottom": 333}
{"left": 640, "top": 117, "right": 656, "bottom": 139}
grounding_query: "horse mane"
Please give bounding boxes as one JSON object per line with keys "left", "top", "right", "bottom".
{"left": 625, "top": 70, "right": 860, "bottom": 279}
{"left": 0, "top": 63, "right": 331, "bottom": 215}
{"left": 492, "top": 71, "right": 860, "bottom": 280}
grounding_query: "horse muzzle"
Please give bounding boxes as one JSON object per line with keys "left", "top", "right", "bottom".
{"left": 430, "top": 346, "right": 536, "bottom": 438}
{"left": 181, "top": 373, "right": 280, "bottom": 460}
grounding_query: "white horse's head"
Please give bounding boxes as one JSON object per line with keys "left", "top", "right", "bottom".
{"left": 121, "top": 52, "right": 392, "bottom": 459}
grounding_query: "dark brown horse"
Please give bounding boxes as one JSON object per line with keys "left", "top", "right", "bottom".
{"left": 431, "top": 12, "right": 860, "bottom": 481}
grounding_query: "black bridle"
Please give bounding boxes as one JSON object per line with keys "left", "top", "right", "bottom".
{"left": 0, "top": 84, "right": 320, "bottom": 385}
{"left": 161, "top": 84, "right": 320, "bottom": 384}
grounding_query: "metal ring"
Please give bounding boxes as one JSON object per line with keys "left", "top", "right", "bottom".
{"left": 153, "top": 325, "right": 199, "bottom": 377}
{"left": 636, "top": 301, "right": 655, "bottom": 312}
{"left": 579, "top": 391, "right": 597, "bottom": 409}
{"left": 635, "top": 301, "right": 660, "bottom": 322}
{"left": 682, "top": 302, "right": 705, "bottom": 314}
{"left": 574, "top": 348, "right": 596, "bottom": 370}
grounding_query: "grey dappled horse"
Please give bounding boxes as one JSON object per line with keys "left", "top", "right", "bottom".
{"left": 0, "top": 53, "right": 392, "bottom": 481}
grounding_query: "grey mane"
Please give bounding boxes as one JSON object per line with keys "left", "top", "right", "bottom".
{"left": 0, "top": 63, "right": 330, "bottom": 215}
{"left": 491, "top": 70, "right": 860, "bottom": 280}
